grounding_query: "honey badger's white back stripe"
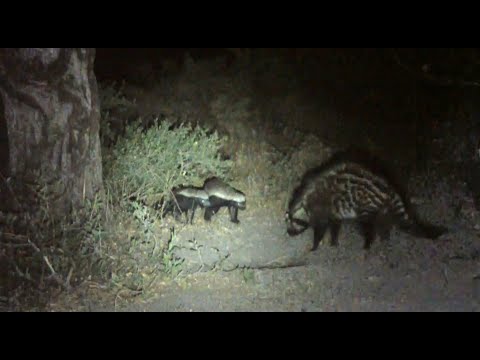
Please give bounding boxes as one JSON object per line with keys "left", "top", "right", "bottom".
{"left": 203, "top": 178, "right": 246, "bottom": 203}
{"left": 175, "top": 188, "right": 210, "bottom": 200}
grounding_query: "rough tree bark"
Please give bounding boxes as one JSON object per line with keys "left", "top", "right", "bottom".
{"left": 0, "top": 48, "right": 103, "bottom": 218}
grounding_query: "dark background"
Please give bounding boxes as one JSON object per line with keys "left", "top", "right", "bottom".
{"left": 2, "top": 48, "right": 480, "bottom": 178}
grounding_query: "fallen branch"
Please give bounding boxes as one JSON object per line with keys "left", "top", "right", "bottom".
{"left": 256, "top": 255, "right": 308, "bottom": 270}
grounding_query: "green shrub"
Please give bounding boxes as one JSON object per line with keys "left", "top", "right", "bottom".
{"left": 88, "top": 117, "right": 234, "bottom": 297}
{"left": 103, "top": 118, "right": 232, "bottom": 206}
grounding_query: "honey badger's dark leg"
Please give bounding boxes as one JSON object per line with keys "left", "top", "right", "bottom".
{"left": 204, "top": 207, "right": 213, "bottom": 221}
{"left": 312, "top": 222, "right": 329, "bottom": 251}
{"left": 359, "top": 220, "right": 377, "bottom": 249}
{"left": 160, "top": 201, "right": 173, "bottom": 218}
{"left": 228, "top": 205, "right": 239, "bottom": 224}
{"left": 189, "top": 202, "right": 198, "bottom": 224}
{"left": 328, "top": 220, "right": 341, "bottom": 247}
{"left": 204, "top": 206, "right": 220, "bottom": 221}
{"left": 173, "top": 207, "right": 183, "bottom": 222}
{"left": 181, "top": 201, "right": 190, "bottom": 224}
{"left": 168, "top": 196, "right": 185, "bottom": 222}
{"left": 182, "top": 209, "right": 189, "bottom": 224}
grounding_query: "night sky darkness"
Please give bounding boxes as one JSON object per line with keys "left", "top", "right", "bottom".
{"left": 1, "top": 48, "right": 478, "bottom": 177}
{"left": 94, "top": 48, "right": 233, "bottom": 82}
{"left": 91, "top": 48, "right": 475, "bottom": 164}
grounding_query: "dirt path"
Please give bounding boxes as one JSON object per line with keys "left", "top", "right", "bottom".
{"left": 70, "top": 210, "right": 479, "bottom": 312}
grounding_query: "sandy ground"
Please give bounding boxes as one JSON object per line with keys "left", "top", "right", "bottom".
{"left": 59, "top": 206, "right": 480, "bottom": 312}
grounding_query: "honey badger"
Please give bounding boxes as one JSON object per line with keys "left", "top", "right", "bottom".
{"left": 161, "top": 186, "right": 211, "bottom": 224}
{"left": 202, "top": 177, "right": 246, "bottom": 223}
{"left": 285, "top": 151, "right": 448, "bottom": 251}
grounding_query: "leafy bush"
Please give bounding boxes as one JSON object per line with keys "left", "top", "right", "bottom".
{"left": 103, "top": 118, "right": 232, "bottom": 206}
{"left": 88, "top": 116, "right": 233, "bottom": 297}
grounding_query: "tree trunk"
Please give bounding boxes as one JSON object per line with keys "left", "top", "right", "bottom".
{"left": 0, "top": 48, "right": 103, "bottom": 218}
